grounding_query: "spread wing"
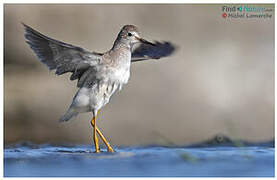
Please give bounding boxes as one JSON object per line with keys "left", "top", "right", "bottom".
{"left": 131, "top": 41, "right": 176, "bottom": 62}
{"left": 23, "top": 23, "right": 102, "bottom": 87}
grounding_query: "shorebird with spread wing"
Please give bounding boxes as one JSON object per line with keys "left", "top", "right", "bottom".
{"left": 23, "top": 23, "right": 176, "bottom": 153}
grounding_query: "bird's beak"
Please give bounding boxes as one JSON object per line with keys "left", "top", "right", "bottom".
{"left": 136, "top": 36, "right": 155, "bottom": 46}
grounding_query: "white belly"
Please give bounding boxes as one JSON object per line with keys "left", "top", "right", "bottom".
{"left": 72, "top": 64, "right": 130, "bottom": 112}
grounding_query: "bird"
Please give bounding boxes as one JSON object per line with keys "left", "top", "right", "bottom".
{"left": 23, "top": 23, "right": 176, "bottom": 153}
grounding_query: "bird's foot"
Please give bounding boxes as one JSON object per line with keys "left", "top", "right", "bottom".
{"left": 107, "top": 147, "right": 114, "bottom": 153}
{"left": 94, "top": 148, "right": 100, "bottom": 153}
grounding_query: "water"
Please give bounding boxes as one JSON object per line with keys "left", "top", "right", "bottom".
{"left": 4, "top": 143, "right": 274, "bottom": 177}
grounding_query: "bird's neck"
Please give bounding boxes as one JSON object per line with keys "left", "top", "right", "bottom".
{"left": 109, "top": 41, "right": 132, "bottom": 66}
{"left": 112, "top": 39, "right": 132, "bottom": 52}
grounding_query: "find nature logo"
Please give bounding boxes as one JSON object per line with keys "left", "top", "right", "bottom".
{"left": 221, "top": 5, "right": 273, "bottom": 19}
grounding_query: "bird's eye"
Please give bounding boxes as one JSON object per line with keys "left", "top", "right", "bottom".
{"left": 128, "top": 32, "right": 132, "bottom": 36}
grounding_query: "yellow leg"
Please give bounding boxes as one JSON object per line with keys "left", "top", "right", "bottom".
{"left": 90, "top": 111, "right": 114, "bottom": 152}
{"left": 91, "top": 115, "right": 100, "bottom": 153}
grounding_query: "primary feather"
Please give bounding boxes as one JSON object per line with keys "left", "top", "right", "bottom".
{"left": 23, "top": 23, "right": 102, "bottom": 86}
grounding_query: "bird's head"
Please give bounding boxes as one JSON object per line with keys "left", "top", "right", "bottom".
{"left": 115, "top": 25, "right": 155, "bottom": 48}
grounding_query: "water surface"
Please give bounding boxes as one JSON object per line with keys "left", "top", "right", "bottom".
{"left": 4, "top": 143, "right": 274, "bottom": 177}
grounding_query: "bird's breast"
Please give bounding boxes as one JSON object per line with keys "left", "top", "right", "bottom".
{"left": 104, "top": 65, "right": 130, "bottom": 91}
{"left": 106, "top": 50, "right": 131, "bottom": 85}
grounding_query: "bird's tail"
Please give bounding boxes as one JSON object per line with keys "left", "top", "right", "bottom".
{"left": 59, "top": 108, "right": 78, "bottom": 122}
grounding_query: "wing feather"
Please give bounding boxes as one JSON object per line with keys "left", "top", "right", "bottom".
{"left": 23, "top": 23, "right": 102, "bottom": 84}
{"left": 131, "top": 41, "right": 176, "bottom": 62}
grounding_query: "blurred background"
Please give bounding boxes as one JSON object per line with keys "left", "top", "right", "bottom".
{"left": 4, "top": 4, "right": 274, "bottom": 146}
